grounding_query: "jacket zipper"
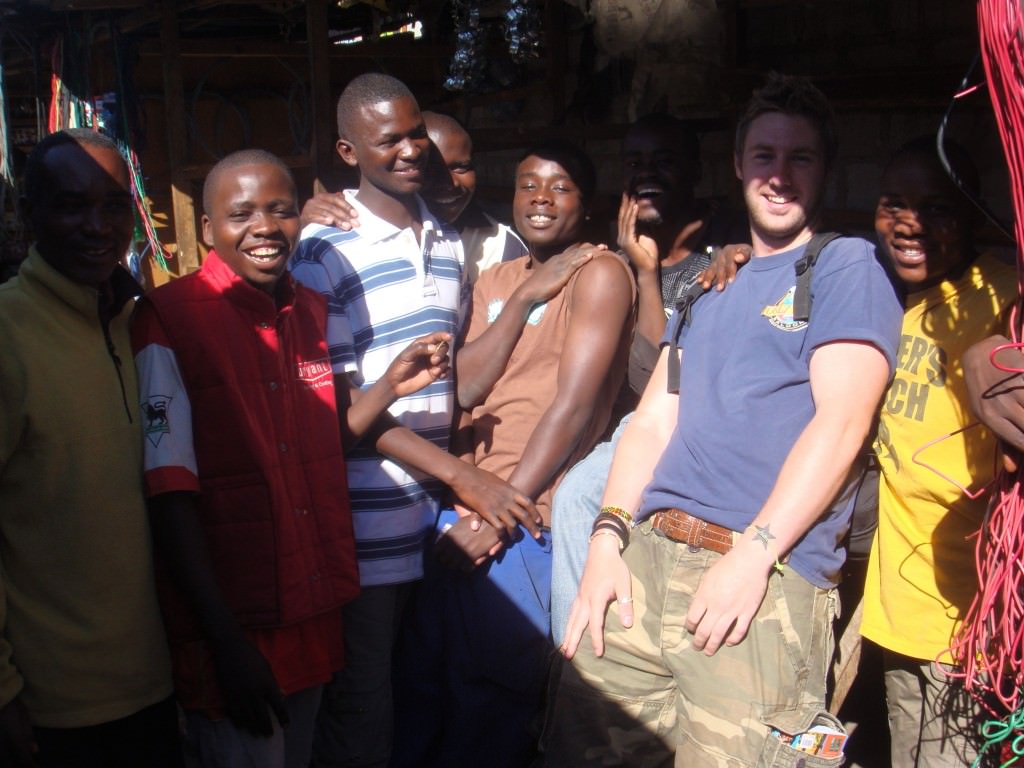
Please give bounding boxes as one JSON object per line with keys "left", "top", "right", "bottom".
{"left": 99, "top": 297, "right": 133, "bottom": 423}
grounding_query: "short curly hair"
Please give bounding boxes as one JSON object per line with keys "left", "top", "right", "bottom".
{"left": 202, "top": 149, "right": 295, "bottom": 215}
{"left": 517, "top": 140, "right": 597, "bottom": 208}
{"left": 336, "top": 73, "right": 417, "bottom": 141}
{"left": 734, "top": 73, "right": 837, "bottom": 169}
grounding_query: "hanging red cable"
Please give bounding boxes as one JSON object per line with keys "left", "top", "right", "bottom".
{"left": 946, "top": 1, "right": 1024, "bottom": 732}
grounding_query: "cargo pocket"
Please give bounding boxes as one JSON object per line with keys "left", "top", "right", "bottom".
{"left": 757, "top": 709, "right": 848, "bottom": 767}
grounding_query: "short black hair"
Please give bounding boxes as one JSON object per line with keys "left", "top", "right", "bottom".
{"left": 885, "top": 135, "right": 980, "bottom": 199}
{"left": 517, "top": 140, "right": 597, "bottom": 207}
{"left": 734, "top": 73, "right": 837, "bottom": 169}
{"left": 423, "top": 111, "right": 471, "bottom": 148}
{"left": 627, "top": 113, "right": 700, "bottom": 173}
{"left": 336, "top": 73, "right": 417, "bottom": 141}
{"left": 24, "top": 128, "right": 124, "bottom": 206}
{"left": 202, "top": 149, "right": 295, "bottom": 215}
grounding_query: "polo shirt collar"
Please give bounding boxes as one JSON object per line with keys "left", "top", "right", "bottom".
{"left": 342, "top": 190, "right": 441, "bottom": 246}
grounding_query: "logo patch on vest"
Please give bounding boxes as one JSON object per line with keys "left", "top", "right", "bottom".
{"left": 142, "top": 395, "right": 172, "bottom": 447}
{"left": 487, "top": 298, "right": 547, "bottom": 325}
{"left": 296, "top": 358, "right": 333, "bottom": 389}
{"left": 761, "top": 286, "right": 807, "bottom": 332}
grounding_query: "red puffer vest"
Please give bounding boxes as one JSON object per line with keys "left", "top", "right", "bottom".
{"left": 144, "top": 252, "right": 358, "bottom": 639}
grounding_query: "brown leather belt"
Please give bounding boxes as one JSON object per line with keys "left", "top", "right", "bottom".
{"left": 650, "top": 508, "right": 734, "bottom": 554}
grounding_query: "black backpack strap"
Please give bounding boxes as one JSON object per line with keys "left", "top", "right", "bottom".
{"left": 792, "top": 232, "right": 841, "bottom": 323}
{"left": 665, "top": 261, "right": 715, "bottom": 394}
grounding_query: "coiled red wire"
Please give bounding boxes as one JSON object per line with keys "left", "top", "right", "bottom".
{"left": 946, "top": 0, "right": 1024, "bottom": 720}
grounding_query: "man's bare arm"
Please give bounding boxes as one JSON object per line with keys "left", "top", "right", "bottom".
{"left": 338, "top": 333, "right": 451, "bottom": 447}
{"left": 505, "top": 256, "right": 633, "bottom": 511}
{"left": 148, "top": 492, "right": 287, "bottom": 737}
{"left": 444, "top": 255, "right": 634, "bottom": 565}
{"left": 562, "top": 346, "right": 681, "bottom": 659}
{"left": 340, "top": 375, "right": 542, "bottom": 538}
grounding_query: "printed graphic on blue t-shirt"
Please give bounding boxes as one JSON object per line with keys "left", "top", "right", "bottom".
{"left": 639, "top": 237, "right": 902, "bottom": 587}
{"left": 761, "top": 286, "right": 807, "bottom": 332}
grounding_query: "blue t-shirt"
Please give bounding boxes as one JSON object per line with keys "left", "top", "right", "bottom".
{"left": 637, "top": 236, "right": 903, "bottom": 587}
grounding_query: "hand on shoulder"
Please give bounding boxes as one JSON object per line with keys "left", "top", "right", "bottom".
{"left": 300, "top": 192, "right": 360, "bottom": 231}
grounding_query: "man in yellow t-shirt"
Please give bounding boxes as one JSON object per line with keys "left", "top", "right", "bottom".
{"left": 861, "top": 136, "right": 1016, "bottom": 767}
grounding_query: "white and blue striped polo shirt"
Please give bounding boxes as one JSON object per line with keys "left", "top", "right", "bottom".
{"left": 289, "top": 191, "right": 465, "bottom": 586}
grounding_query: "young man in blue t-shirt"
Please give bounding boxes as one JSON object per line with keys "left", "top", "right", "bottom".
{"left": 545, "top": 74, "right": 904, "bottom": 767}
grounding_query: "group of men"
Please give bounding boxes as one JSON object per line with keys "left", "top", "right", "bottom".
{"left": 0, "top": 66, "right": 1014, "bottom": 768}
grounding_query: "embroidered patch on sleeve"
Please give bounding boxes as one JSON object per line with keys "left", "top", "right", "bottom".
{"left": 142, "top": 396, "right": 172, "bottom": 447}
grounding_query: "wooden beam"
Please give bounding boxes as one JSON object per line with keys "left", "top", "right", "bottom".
{"left": 306, "top": 0, "right": 334, "bottom": 195}
{"left": 52, "top": 0, "right": 145, "bottom": 9}
{"left": 134, "top": 37, "right": 448, "bottom": 60}
{"left": 118, "top": 0, "right": 245, "bottom": 33}
{"left": 159, "top": 0, "right": 200, "bottom": 273}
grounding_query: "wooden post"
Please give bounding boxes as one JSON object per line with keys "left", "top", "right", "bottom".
{"left": 829, "top": 597, "right": 863, "bottom": 716}
{"left": 545, "top": 0, "right": 567, "bottom": 126}
{"left": 306, "top": 0, "right": 334, "bottom": 195}
{"left": 159, "top": 0, "right": 199, "bottom": 273}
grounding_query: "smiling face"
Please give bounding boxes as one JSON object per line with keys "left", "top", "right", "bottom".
{"left": 734, "top": 112, "right": 827, "bottom": 255}
{"left": 622, "top": 122, "right": 698, "bottom": 228}
{"left": 422, "top": 114, "right": 476, "bottom": 225}
{"left": 875, "top": 151, "right": 973, "bottom": 292}
{"left": 513, "top": 155, "right": 587, "bottom": 260}
{"left": 28, "top": 141, "right": 134, "bottom": 288}
{"left": 201, "top": 162, "right": 300, "bottom": 295}
{"left": 337, "top": 96, "right": 430, "bottom": 201}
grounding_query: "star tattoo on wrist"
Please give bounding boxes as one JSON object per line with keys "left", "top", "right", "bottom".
{"left": 751, "top": 523, "right": 776, "bottom": 549}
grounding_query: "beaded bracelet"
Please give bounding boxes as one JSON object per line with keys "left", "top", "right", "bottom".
{"left": 600, "top": 505, "right": 633, "bottom": 525}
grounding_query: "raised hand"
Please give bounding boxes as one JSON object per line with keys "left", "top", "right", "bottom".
{"left": 383, "top": 332, "right": 452, "bottom": 398}
{"left": 617, "top": 193, "right": 659, "bottom": 274}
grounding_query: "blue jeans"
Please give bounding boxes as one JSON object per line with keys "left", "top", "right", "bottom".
{"left": 550, "top": 413, "right": 631, "bottom": 646}
{"left": 392, "top": 509, "right": 554, "bottom": 768}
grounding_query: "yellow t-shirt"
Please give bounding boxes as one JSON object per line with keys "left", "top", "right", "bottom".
{"left": 862, "top": 253, "right": 1017, "bottom": 661}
